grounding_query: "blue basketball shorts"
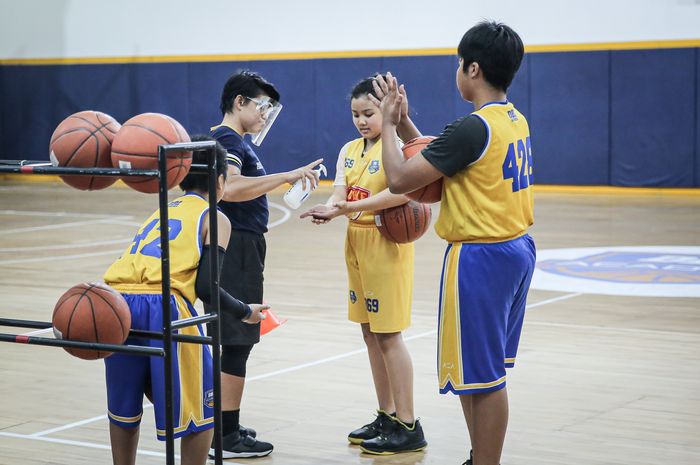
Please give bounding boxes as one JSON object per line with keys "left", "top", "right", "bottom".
{"left": 104, "top": 293, "right": 214, "bottom": 440}
{"left": 437, "top": 234, "right": 536, "bottom": 395}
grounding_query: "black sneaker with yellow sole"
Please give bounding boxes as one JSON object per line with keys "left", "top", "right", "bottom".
{"left": 359, "top": 418, "right": 427, "bottom": 455}
{"left": 348, "top": 410, "right": 394, "bottom": 445}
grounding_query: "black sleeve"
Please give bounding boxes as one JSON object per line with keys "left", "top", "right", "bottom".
{"left": 196, "top": 245, "right": 252, "bottom": 320}
{"left": 421, "top": 115, "right": 488, "bottom": 177}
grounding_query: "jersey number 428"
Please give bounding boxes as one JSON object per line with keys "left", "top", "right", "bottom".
{"left": 502, "top": 136, "right": 532, "bottom": 192}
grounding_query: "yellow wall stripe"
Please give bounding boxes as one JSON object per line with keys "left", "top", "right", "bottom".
{"left": 2, "top": 39, "right": 699, "bottom": 66}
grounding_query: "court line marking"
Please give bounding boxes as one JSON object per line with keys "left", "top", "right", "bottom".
{"left": 22, "top": 328, "right": 54, "bottom": 336}
{"left": 0, "top": 432, "right": 170, "bottom": 459}
{"left": 0, "top": 219, "right": 119, "bottom": 235}
{"left": 0, "top": 249, "right": 125, "bottom": 266}
{"left": 0, "top": 210, "right": 134, "bottom": 219}
{"left": 268, "top": 201, "right": 291, "bottom": 228}
{"left": 525, "top": 293, "right": 582, "bottom": 309}
{"left": 0, "top": 238, "right": 131, "bottom": 253}
{"left": 528, "top": 320, "right": 700, "bottom": 338}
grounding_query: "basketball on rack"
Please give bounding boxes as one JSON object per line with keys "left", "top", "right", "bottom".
{"left": 402, "top": 136, "right": 442, "bottom": 203}
{"left": 52, "top": 282, "right": 131, "bottom": 360}
{"left": 375, "top": 200, "right": 432, "bottom": 244}
{"left": 110, "top": 112, "right": 192, "bottom": 193}
{"left": 49, "top": 110, "right": 121, "bottom": 190}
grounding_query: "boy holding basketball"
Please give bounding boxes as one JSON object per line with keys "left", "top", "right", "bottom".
{"left": 209, "top": 70, "right": 322, "bottom": 458}
{"left": 373, "top": 22, "right": 536, "bottom": 465}
{"left": 103, "top": 136, "right": 267, "bottom": 465}
{"left": 300, "top": 76, "right": 427, "bottom": 455}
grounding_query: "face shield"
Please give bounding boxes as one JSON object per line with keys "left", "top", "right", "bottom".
{"left": 246, "top": 96, "right": 283, "bottom": 146}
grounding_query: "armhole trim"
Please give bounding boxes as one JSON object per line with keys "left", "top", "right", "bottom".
{"left": 467, "top": 114, "right": 491, "bottom": 167}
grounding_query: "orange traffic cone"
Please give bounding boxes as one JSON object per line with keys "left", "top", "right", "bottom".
{"left": 260, "top": 307, "right": 286, "bottom": 336}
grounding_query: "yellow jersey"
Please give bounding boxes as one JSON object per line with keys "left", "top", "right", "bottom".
{"left": 343, "top": 138, "right": 388, "bottom": 224}
{"left": 434, "top": 102, "right": 533, "bottom": 243}
{"left": 104, "top": 193, "right": 209, "bottom": 303}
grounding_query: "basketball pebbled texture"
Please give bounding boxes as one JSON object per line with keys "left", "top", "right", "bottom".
{"left": 49, "top": 110, "right": 121, "bottom": 190}
{"left": 375, "top": 200, "right": 432, "bottom": 244}
{"left": 52, "top": 282, "right": 131, "bottom": 360}
{"left": 110, "top": 112, "right": 192, "bottom": 193}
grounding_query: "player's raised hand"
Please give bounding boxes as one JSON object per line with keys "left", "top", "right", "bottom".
{"left": 243, "top": 303, "right": 269, "bottom": 324}
{"left": 375, "top": 74, "right": 403, "bottom": 126}
{"left": 286, "top": 158, "right": 324, "bottom": 190}
{"left": 372, "top": 72, "right": 409, "bottom": 120}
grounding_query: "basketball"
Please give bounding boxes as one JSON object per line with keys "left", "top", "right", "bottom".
{"left": 110, "top": 112, "right": 192, "bottom": 193}
{"left": 375, "top": 200, "right": 432, "bottom": 244}
{"left": 402, "top": 136, "right": 442, "bottom": 203}
{"left": 49, "top": 111, "right": 121, "bottom": 190}
{"left": 52, "top": 282, "right": 131, "bottom": 360}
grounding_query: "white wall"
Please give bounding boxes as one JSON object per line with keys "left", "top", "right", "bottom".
{"left": 1, "top": 0, "right": 699, "bottom": 59}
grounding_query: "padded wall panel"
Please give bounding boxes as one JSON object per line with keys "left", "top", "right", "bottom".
{"left": 696, "top": 48, "right": 700, "bottom": 187}
{"left": 610, "top": 48, "right": 695, "bottom": 186}
{"left": 530, "top": 51, "right": 610, "bottom": 185}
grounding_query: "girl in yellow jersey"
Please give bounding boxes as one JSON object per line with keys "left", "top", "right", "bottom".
{"left": 374, "top": 22, "right": 536, "bottom": 465}
{"left": 301, "top": 76, "right": 427, "bottom": 455}
{"left": 103, "top": 136, "right": 267, "bottom": 465}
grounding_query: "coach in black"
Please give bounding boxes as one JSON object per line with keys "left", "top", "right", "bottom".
{"left": 208, "top": 70, "right": 321, "bottom": 459}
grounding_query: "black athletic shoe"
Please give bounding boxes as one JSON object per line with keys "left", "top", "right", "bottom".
{"left": 240, "top": 424, "right": 257, "bottom": 438}
{"left": 348, "top": 410, "right": 394, "bottom": 445}
{"left": 208, "top": 431, "right": 273, "bottom": 459}
{"left": 359, "top": 418, "right": 427, "bottom": 455}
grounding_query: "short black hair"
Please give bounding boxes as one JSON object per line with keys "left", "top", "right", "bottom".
{"left": 219, "top": 70, "right": 281, "bottom": 116}
{"left": 458, "top": 21, "right": 524, "bottom": 92}
{"left": 350, "top": 74, "right": 384, "bottom": 100}
{"left": 178, "top": 134, "right": 227, "bottom": 192}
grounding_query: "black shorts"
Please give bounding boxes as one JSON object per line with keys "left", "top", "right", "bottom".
{"left": 218, "top": 229, "right": 266, "bottom": 345}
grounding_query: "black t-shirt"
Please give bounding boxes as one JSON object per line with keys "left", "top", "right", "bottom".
{"left": 211, "top": 125, "right": 269, "bottom": 234}
{"left": 422, "top": 115, "right": 488, "bottom": 177}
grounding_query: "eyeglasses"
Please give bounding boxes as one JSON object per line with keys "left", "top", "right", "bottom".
{"left": 245, "top": 96, "right": 275, "bottom": 116}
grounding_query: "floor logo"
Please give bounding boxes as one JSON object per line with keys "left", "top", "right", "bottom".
{"left": 531, "top": 246, "right": 700, "bottom": 297}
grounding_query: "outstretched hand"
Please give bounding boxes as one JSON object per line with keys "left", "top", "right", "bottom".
{"left": 300, "top": 201, "right": 348, "bottom": 224}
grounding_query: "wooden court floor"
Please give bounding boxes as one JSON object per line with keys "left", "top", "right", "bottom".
{"left": 0, "top": 180, "right": 698, "bottom": 465}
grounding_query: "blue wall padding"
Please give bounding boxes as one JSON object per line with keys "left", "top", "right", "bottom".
{"left": 610, "top": 48, "right": 696, "bottom": 186}
{"left": 695, "top": 48, "right": 700, "bottom": 187}
{"left": 1, "top": 47, "right": 698, "bottom": 187}
{"left": 530, "top": 51, "right": 611, "bottom": 185}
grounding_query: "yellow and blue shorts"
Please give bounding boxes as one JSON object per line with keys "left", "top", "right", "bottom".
{"left": 345, "top": 222, "right": 414, "bottom": 333}
{"left": 438, "top": 234, "right": 536, "bottom": 395}
{"left": 104, "top": 292, "right": 214, "bottom": 440}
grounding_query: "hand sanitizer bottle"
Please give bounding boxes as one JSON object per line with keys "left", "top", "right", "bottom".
{"left": 283, "top": 164, "right": 327, "bottom": 209}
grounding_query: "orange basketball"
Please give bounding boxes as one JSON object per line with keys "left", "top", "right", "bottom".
{"left": 375, "top": 200, "right": 432, "bottom": 244}
{"left": 52, "top": 282, "right": 131, "bottom": 360}
{"left": 402, "top": 136, "right": 442, "bottom": 203}
{"left": 111, "top": 113, "right": 192, "bottom": 193}
{"left": 49, "top": 111, "right": 121, "bottom": 190}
